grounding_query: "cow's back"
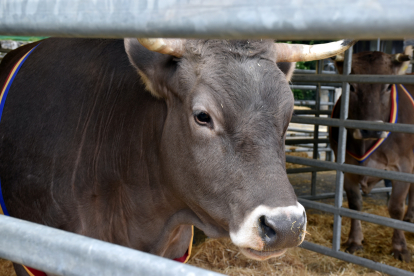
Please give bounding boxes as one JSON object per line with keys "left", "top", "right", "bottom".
{"left": 0, "top": 38, "right": 166, "bottom": 234}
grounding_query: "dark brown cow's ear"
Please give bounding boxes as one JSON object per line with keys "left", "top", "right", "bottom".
{"left": 277, "top": 62, "right": 296, "bottom": 81}
{"left": 124, "top": 38, "right": 174, "bottom": 99}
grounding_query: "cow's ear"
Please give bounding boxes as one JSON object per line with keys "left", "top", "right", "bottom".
{"left": 124, "top": 38, "right": 174, "bottom": 99}
{"left": 277, "top": 62, "right": 296, "bottom": 81}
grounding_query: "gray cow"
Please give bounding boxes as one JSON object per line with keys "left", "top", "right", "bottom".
{"left": 0, "top": 38, "right": 354, "bottom": 275}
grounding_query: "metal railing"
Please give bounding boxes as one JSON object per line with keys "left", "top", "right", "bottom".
{"left": 290, "top": 47, "right": 414, "bottom": 276}
{"left": 1, "top": 0, "right": 414, "bottom": 39}
{"left": 2, "top": 1, "right": 414, "bottom": 275}
{"left": 0, "top": 215, "right": 222, "bottom": 276}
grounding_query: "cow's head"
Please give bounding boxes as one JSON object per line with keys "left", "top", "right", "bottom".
{"left": 125, "top": 38, "right": 355, "bottom": 260}
{"left": 334, "top": 51, "right": 410, "bottom": 140}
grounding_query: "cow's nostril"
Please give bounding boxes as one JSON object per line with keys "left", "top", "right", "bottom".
{"left": 259, "top": 215, "right": 276, "bottom": 241}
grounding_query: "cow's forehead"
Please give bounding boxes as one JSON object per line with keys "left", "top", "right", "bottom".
{"left": 183, "top": 39, "right": 276, "bottom": 61}
{"left": 352, "top": 52, "right": 395, "bottom": 74}
{"left": 189, "top": 57, "right": 292, "bottom": 111}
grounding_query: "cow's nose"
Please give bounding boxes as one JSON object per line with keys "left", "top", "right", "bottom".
{"left": 360, "top": 129, "right": 387, "bottom": 139}
{"left": 258, "top": 211, "right": 307, "bottom": 249}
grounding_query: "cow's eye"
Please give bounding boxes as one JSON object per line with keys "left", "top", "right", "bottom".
{"left": 386, "top": 84, "right": 393, "bottom": 91}
{"left": 350, "top": 84, "right": 355, "bottom": 92}
{"left": 195, "top": 112, "right": 212, "bottom": 126}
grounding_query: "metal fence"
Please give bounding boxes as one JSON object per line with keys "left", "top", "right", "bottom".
{"left": 290, "top": 48, "right": 414, "bottom": 276}
{"left": 2, "top": 1, "right": 414, "bottom": 276}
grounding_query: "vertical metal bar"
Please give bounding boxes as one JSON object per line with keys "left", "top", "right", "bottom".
{"left": 376, "top": 38, "right": 381, "bottom": 51}
{"left": 332, "top": 47, "right": 353, "bottom": 251}
{"left": 311, "top": 60, "right": 323, "bottom": 196}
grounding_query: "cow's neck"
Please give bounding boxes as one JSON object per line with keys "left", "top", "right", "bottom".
{"left": 69, "top": 92, "right": 191, "bottom": 259}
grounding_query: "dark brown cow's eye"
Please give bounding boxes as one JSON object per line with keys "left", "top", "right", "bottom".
{"left": 195, "top": 112, "right": 211, "bottom": 126}
{"left": 387, "top": 84, "right": 393, "bottom": 91}
{"left": 350, "top": 84, "right": 355, "bottom": 92}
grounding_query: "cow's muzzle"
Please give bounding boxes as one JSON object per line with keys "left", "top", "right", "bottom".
{"left": 353, "top": 129, "right": 387, "bottom": 140}
{"left": 230, "top": 203, "right": 307, "bottom": 261}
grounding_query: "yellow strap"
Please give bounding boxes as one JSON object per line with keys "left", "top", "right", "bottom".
{"left": 183, "top": 226, "right": 194, "bottom": 263}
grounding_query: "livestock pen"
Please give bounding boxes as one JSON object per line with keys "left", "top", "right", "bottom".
{"left": 1, "top": 1, "right": 414, "bottom": 276}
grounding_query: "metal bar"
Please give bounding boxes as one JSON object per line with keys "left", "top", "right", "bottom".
{"left": 287, "top": 167, "right": 333, "bottom": 174}
{"left": 291, "top": 74, "right": 414, "bottom": 84}
{"left": 293, "top": 110, "right": 332, "bottom": 115}
{"left": 290, "top": 116, "right": 414, "bottom": 134}
{"left": 294, "top": 69, "right": 336, "bottom": 75}
{"left": 299, "top": 187, "right": 392, "bottom": 200}
{"left": 289, "top": 144, "right": 329, "bottom": 149}
{"left": 286, "top": 155, "right": 414, "bottom": 183}
{"left": 287, "top": 132, "right": 329, "bottom": 137}
{"left": 299, "top": 198, "right": 414, "bottom": 233}
{"left": 311, "top": 60, "right": 323, "bottom": 196}
{"left": 290, "top": 85, "right": 337, "bottom": 90}
{"left": 288, "top": 128, "right": 321, "bottom": 134}
{"left": 300, "top": 242, "right": 414, "bottom": 276}
{"left": 286, "top": 148, "right": 331, "bottom": 152}
{"left": 332, "top": 47, "right": 352, "bottom": 251}
{"left": 1, "top": 1, "right": 414, "bottom": 39}
{"left": 376, "top": 38, "right": 381, "bottom": 51}
{"left": 0, "top": 216, "right": 221, "bottom": 276}
{"left": 285, "top": 138, "right": 329, "bottom": 145}
{"left": 294, "top": 100, "right": 334, "bottom": 106}
{"left": 292, "top": 82, "right": 343, "bottom": 88}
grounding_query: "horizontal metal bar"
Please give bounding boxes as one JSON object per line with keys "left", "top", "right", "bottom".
{"left": 287, "top": 132, "right": 328, "bottom": 137}
{"left": 293, "top": 110, "right": 332, "bottom": 115}
{"left": 287, "top": 167, "right": 333, "bottom": 174}
{"left": 290, "top": 85, "right": 336, "bottom": 91}
{"left": 285, "top": 138, "right": 329, "bottom": 145}
{"left": 294, "top": 69, "right": 336, "bottom": 75}
{"left": 299, "top": 198, "right": 414, "bottom": 233}
{"left": 286, "top": 155, "right": 414, "bottom": 183}
{"left": 1, "top": 0, "right": 414, "bottom": 39}
{"left": 291, "top": 144, "right": 329, "bottom": 149}
{"left": 300, "top": 242, "right": 413, "bottom": 276}
{"left": 292, "top": 82, "right": 342, "bottom": 88}
{"left": 290, "top": 116, "right": 414, "bottom": 134}
{"left": 299, "top": 187, "right": 392, "bottom": 200}
{"left": 292, "top": 74, "right": 414, "bottom": 84}
{"left": 287, "top": 128, "right": 318, "bottom": 134}
{"left": 0, "top": 215, "right": 221, "bottom": 276}
{"left": 286, "top": 148, "right": 331, "bottom": 152}
{"left": 294, "top": 101, "right": 334, "bottom": 106}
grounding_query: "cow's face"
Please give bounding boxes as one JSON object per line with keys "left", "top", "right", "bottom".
{"left": 335, "top": 51, "right": 407, "bottom": 140}
{"left": 125, "top": 39, "right": 306, "bottom": 260}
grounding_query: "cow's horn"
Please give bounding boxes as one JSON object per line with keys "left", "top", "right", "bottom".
{"left": 274, "top": 39, "right": 357, "bottom": 62}
{"left": 138, "top": 38, "right": 185, "bottom": 57}
{"left": 393, "top": 53, "right": 411, "bottom": 63}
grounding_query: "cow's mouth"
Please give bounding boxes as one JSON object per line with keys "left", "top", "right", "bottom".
{"left": 239, "top": 247, "right": 287, "bottom": 261}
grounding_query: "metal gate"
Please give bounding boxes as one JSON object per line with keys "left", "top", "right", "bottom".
{"left": 2, "top": 0, "right": 414, "bottom": 275}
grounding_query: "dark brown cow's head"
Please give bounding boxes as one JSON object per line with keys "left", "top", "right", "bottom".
{"left": 335, "top": 51, "right": 410, "bottom": 140}
{"left": 124, "top": 38, "right": 355, "bottom": 260}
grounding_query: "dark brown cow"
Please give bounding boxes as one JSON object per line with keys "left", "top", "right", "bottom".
{"left": 0, "top": 38, "right": 354, "bottom": 275}
{"left": 331, "top": 51, "right": 414, "bottom": 262}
